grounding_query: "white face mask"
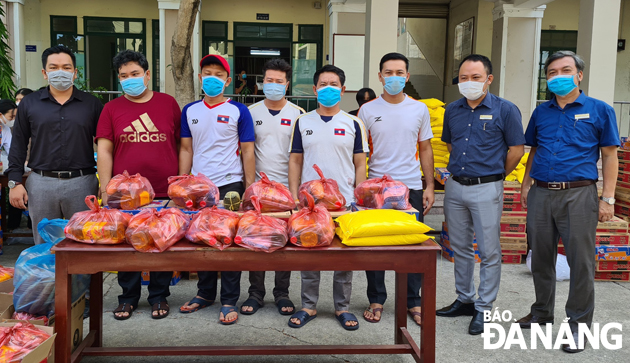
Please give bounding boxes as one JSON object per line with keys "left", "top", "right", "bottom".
{"left": 1, "top": 115, "right": 14, "bottom": 128}
{"left": 458, "top": 78, "right": 488, "bottom": 101}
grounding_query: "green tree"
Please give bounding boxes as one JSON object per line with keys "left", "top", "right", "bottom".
{"left": 0, "top": 3, "right": 17, "bottom": 99}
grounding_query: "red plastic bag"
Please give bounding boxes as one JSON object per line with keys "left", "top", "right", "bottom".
{"left": 235, "top": 196, "right": 288, "bottom": 253}
{"left": 105, "top": 170, "right": 155, "bottom": 210}
{"left": 298, "top": 164, "right": 346, "bottom": 211}
{"left": 168, "top": 174, "right": 219, "bottom": 210}
{"left": 289, "top": 192, "right": 335, "bottom": 248}
{"left": 241, "top": 172, "right": 296, "bottom": 213}
{"left": 126, "top": 208, "right": 189, "bottom": 253}
{"left": 0, "top": 322, "right": 51, "bottom": 363}
{"left": 64, "top": 196, "right": 132, "bottom": 244}
{"left": 11, "top": 312, "right": 49, "bottom": 326}
{"left": 186, "top": 206, "right": 240, "bottom": 250}
{"left": 354, "top": 175, "right": 410, "bottom": 209}
{"left": 0, "top": 266, "right": 14, "bottom": 283}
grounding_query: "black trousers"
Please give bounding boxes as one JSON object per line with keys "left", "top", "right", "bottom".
{"left": 197, "top": 182, "right": 245, "bottom": 306}
{"left": 118, "top": 271, "right": 172, "bottom": 306}
{"left": 366, "top": 189, "right": 424, "bottom": 308}
{"left": 247, "top": 271, "right": 291, "bottom": 305}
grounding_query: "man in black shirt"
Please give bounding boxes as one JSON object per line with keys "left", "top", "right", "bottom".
{"left": 7, "top": 46, "right": 102, "bottom": 244}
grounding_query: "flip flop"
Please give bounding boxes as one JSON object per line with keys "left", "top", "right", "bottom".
{"left": 151, "top": 301, "right": 170, "bottom": 320}
{"left": 276, "top": 299, "right": 295, "bottom": 316}
{"left": 113, "top": 303, "right": 136, "bottom": 321}
{"left": 240, "top": 298, "right": 262, "bottom": 315}
{"left": 363, "top": 307, "right": 383, "bottom": 323}
{"left": 336, "top": 312, "right": 360, "bottom": 331}
{"left": 220, "top": 306, "right": 238, "bottom": 325}
{"left": 288, "top": 310, "right": 317, "bottom": 328}
{"left": 179, "top": 297, "right": 214, "bottom": 314}
{"left": 408, "top": 310, "right": 422, "bottom": 326}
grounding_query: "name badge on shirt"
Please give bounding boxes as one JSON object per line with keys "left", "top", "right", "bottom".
{"left": 575, "top": 113, "right": 590, "bottom": 120}
{"left": 480, "top": 115, "right": 493, "bottom": 120}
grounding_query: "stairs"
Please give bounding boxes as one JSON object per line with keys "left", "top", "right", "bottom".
{"left": 404, "top": 81, "right": 421, "bottom": 100}
{"left": 428, "top": 190, "right": 444, "bottom": 215}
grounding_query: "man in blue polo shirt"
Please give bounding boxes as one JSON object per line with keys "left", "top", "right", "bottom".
{"left": 438, "top": 54, "right": 525, "bottom": 335}
{"left": 516, "top": 51, "right": 619, "bottom": 353}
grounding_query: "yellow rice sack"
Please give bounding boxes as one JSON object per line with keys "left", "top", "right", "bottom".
{"left": 418, "top": 98, "right": 445, "bottom": 109}
{"left": 336, "top": 209, "right": 432, "bottom": 239}
{"left": 340, "top": 234, "right": 433, "bottom": 246}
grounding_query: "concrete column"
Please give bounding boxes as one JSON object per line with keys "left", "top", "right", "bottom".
{"left": 489, "top": 3, "right": 545, "bottom": 128}
{"left": 159, "top": 7, "right": 166, "bottom": 92}
{"left": 364, "top": 0, "right": 398, "bottom": 92}
{"left": 5, "top": 0, "right": 25, "bottom": 88}
{"left": 577, "top": 0, "right": 621, "bottom": 106}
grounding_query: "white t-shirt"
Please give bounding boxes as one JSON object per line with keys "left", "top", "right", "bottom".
{"left": 181, "top": 99, "right": 255, "bottom": 187}
{"left": 0, "top": 125, "right": 11, "bottom": 172}
{"left": 290, "top": 110, "right": 369, "bottom": 204}
{"left": 249, "top": 100, "right": 304, "bottom": 187}
{"left": 358, "top": 95, "right": 433, "bottom": 190}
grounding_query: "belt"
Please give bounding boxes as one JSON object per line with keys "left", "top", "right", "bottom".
{"left": 535, "top": 180, "right": 596, "bottom": 190}
{"left": 32, "top": 168, "right": 96, "bottom": 179}
{"left": 452, "top": 173, "right": 505, "bottom": 186}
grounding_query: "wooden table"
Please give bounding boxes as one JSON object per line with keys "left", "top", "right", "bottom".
{"left": 53, "top": 238, "right": 441, "bottom": 363}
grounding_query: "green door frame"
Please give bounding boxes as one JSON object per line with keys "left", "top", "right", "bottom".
{"left": 233, "top": 22, "right": 293, "bottom": 43}
{"left": 295, "top": 24, "right": 323, "bottom": 69}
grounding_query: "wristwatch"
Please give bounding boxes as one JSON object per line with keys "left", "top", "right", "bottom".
{"left": 600, "top": 196, "right": 616, "bottom": 205}
{"left": 8, "top": 180, "right": 21, "bottom": 189}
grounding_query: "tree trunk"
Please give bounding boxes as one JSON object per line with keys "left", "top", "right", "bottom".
{"left": 171, "top": 0, "right": 200, "bottom": 108}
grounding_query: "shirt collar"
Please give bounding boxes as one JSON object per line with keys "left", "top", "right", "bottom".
{"left": 40, "top": 86, "right": 84, "bottom": 102}
{"left": 549, "top": 90, "right": 586, "bottom": 109}
{"left": 456, "top": 92, "right": 494, "bottom": 109}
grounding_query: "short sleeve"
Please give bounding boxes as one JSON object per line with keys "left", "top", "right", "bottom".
{"left": 353, "top": 119, "right": 369, "bottom": 154}
{"left": 441, "top": 105, "right": 452, "bottom": 144}
{"left": 95, "top": 104, "right": 114, "bottom": 142}
{"left": 180, "top": 102, "right": 193, "bottom": 138}
{"left": 290, "top": 119, "right": 303, "bottom": 153}
{"left": 599, "top": 103, "right": 621, "bottom": 147}
{"left": 172, "top": 98, "right": 182, "bottom": 139}
{"left": 357, "top": 107, "right": 367, "bottom": 128}
{"left": 502, "top": 103, "right": 526, "bottom": 147}
{"left": 418, "top": 107, "right": 434, "bottom": 142}
{"left": 236, "top": 103, "right": 255, "bottom": 142}
{"left": 524, "top": 109, "right": 538, "bottom": 147}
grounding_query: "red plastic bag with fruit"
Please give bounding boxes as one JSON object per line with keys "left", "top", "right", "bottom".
{"left": 167, "top": 174, "right": 219, "bottom": 210}
{"left": 235, "top": 196, "right": 288, "bottom": 253}
{"left": 298, "top": 164, "right": 346, "bottom": 211}
{"left": 186, "top": 206, "right": 240, "bottom": 250}
{"left": 354, "top": 175, "right": 410, "bottom": 210}
{"left": 105, "top": 171, "right": 155, "bottom": 210}
{"left": 241, "top": 172, "right": 296, "bottom": 213}
{"left": 65, "top": 196, "right": 131, "bottom": 244}
{"left": 289, "top": 191, "right": 335, "bottom": 247}
{"left": 0, "top": 322, "right": 51, "bottom": 363}
{"left": 126, "top": 208, "right": 189, "bottom": 252}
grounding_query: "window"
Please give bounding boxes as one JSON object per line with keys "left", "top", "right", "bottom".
{"left": 537, "top": 30, "right": 578, "bottom": 101}
{"left": 292, "top": 25, "right": 323, "bottom": 109}
{"left": 234, "top": 23, "right": 292, "bottom": 41}
{"left": 50, "top": 16, "right": 82, "bottom": 53}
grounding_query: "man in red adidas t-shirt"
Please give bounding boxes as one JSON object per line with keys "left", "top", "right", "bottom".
{"left": 96, "top": 50, "right": 180, "bottom": 321}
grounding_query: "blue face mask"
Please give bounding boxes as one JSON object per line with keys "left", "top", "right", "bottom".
{"left": 316, "top": 86, "right": 342, "bottom": 108}
{"left": 202, "top": 75, "right": 226, "bottom": 97}
{"left": 241, "top": 73, "right": 247, "bottom": 79}
{"left": 383, "top": 76, "right": 406, "bottom": 95}
{"left": 263, "top": 83, "right": 286, "bottom": 101}
{"left": 547, "top": 74, "right": 577, "bottom": 97}
{"left": 120, "top": 75, "right": 147, "bottom": 97}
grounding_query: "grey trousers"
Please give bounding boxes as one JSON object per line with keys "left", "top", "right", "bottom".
{"left": 247, "top": 271, "right": 291, "bottom": 305}
{"left": 443, "top": 177, "right": 503, "bottom": 312}
{"left": 301, "top": 271, "right": 352, "bottom": 311}
{"left": 527, "top": 184, "right": 598, "bottom": 331}
{"left": 26, "top": 172, "right": 99, "bottom": 244}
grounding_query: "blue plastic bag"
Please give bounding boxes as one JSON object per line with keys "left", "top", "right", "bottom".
{"left": 38, "top": 218, "right": 69, "bottom": 245}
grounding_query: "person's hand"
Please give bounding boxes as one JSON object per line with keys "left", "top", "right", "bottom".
{"left": 423, "top": 189, "right": 435, "bottom": 216}
{"left": 100, "top": 190, "right": 108, "bottom": 206}
{"left": 9, "top": 184, "right": 28, "bottom": 209}
{"left": 599, "top": 200, "right": 614, "bottom": 222}
{"left": 521, "top": 183, "right": 531, "bottom": 209}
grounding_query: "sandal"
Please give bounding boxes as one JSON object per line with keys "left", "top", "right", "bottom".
{"left": 363, "top": 307, "right": 383, "bottom": 323}
{"left": 276, "top": 299, "right": 295, "bottom": 316}
{"left": 288, "top": 310, "right": 317, "bottom": 328}
{"left": 408, "top": 310, "right": 422, "bottom": 326}
{"left": 240, "top": 298, "right": 262, "bottom": 315}
{"left": 179, "top": 296, "right": 213, "bottom": 314}
{"left": 336, "top": 312, "right": 359, "bottom": 331}
{"left": 113, "top": 303, "right": 136, "bottom": 321}
{"left": 151, "top": 301, "right": 170, "bottom": 320}
{"left": 220, "top": 306, "right": 238, "bottom": 325}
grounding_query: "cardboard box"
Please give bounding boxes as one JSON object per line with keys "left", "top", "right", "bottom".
{"left": 0, "top": 323, "right": 55, "bottom": 363}
{"left": 501, "top": 249, "right": 528, "bottom": 255}
{"left": 500, "top": 223, "right": 526, "bottom": 233}
{"left": 500, "top": 242, "right": 528, "bottom": 250}
{"left": 350, "top": 203, "right": 420, "bottom": 220}
{"left": 502, "top": 254, "right": 523, "bottom": 264}
{"left": 503, "top": 181, "right": 522, "bottom": 191}
{"left": 503, "top": 203, "right": 525, "bottom": 212}
{"left": 621, "top": 137, "right": 630, "bottom": 150}
{"left": 596, "top": 216, "right": 629, "bottom": 234}
{"left": 439, "top": 242, "right": 480, "bottom": 263}
{"left": 0, "top": 292, "right": 13, "bottom": 320}
{"left": 560, "top": 234, "right": 630, "bottom": 246}
{"left": 500, "top": 212, "right": 527, "bottom": 223}
{"left": 141, "top": 271, "right": 182, "bottom": 286}
{"left": 440, "top": 235, "right": 477, "bottom": 250}
{"left": 435, "top": 167, "right": 450, "bottom": 185}
{"left": 0, "top": 277, "right": 12, "bottom": 293}
{"left": 596, "top": 245, "right": 630, "bottom": 261}
{"left": 500, "top": 235, "right": 527, "bottom": 244}
{"left": 617, "top": 149, "right": 630, "bottom": 161}
{"left": 503, "top": 191, "right": 521, "bottom": 203}
{"left": 619, "top": 163, "right": 630, "bottom": 172}
{"left": 617, "top": 172, "right": 630, "bottom": 184}
{"left": 596, "top": 260, "right": 630, "bottom": 271}
{"left": 594, "top": 271, "right": 630, "bottom": 281}
{"left": 48, "top": 293, "right": 85, "bottom": 353}
{"left": 500, "top": 232, "right": 527, "bottom": 239}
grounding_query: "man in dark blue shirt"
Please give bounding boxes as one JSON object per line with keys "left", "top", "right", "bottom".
{"left": 438, "top": 54, "right": 525, "bottom": 335}
{"left": 517, "top": 51, "right": 619, "bottom": 353}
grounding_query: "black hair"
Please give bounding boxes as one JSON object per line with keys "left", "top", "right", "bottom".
{"left": 356, "top": 88, "right": 376, "bottom": 106}
{"left": 15, "top": 88, "right": 33, "bottom": 98}
{"left": 379, "top": 52, "right": 409, "bottom": 72}
{"left": 544, "top": 50, "right": 585, "bottom": 75}
{"left": 313, "top": 65, "right": 346, "bottom": 86}
{"left": 41, "top": 45, "right": 76, "bottom": 69}
{"left": 0, "top": 99, "right": 17, "bottom": 115}
{"left": 113, "top": 50, "right": 149, "bottom": 72}
{"left": 262, "top": 58, "right": 292, "bottom": 81}
{"left": 458, "top": 54, "right": 492, "bottom": 75}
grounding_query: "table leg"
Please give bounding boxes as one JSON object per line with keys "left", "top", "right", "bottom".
{"left": 420, "top": 261, "right": 437, "bottom": 362}
{"left": 90, "top": 272, "right": 103, "bottom": 347}
{"left": 55, "top": 252, "right": 72, "bottom": 363}
{"left": 394, "top": 272, "right": 408, "bottom": 344}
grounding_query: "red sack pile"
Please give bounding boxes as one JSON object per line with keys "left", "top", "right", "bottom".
{"left": 126, "top": 208, "right": 190, "bottom": 253}
{"left": 65, "top": 196, "right": 132, "bottom": 244}
{"left": 168, "top": 174, "right": 219, "bottom": 210}
{"left": 354, "top": 175, "right": 410, "bottom": 210}
{"left": 298, "top": 164, "right": 346, "bottom": 211}
{"left": 241, "top": 172, "right": 296, "bottom": 213}
{"left": 289, "top": 192, "right": 335, "bottom": 248}
{"left": 186, "top": 206, "right": 240, "bottom": 250}
{"left": 11, "top": 312, "right": 50, "bottom": 326}
{"left": 0, "top": 266, "right": 14, "bottom": 283}
{"left": 105, "top": 170, "right": 155, "bottom": 210}
{"left": 235, "top": 196, "right": 288, "bottom": 253}
{"left": 0, "top": 322, "right": 51, "bottom": 362}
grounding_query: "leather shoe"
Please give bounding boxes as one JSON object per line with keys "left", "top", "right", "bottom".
{"left": 468, "top": 310, "right": 485, "bottom": 335}
{"left": 516, "top": 313, "right": 554, "bottom": 329}
{"left": 562, "top": 331, "right": 585, "bottom": 353}
{"left": 436, "top": 299, "right": 475, "bottom": 317}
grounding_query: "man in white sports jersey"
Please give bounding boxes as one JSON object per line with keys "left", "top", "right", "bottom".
{"left": 241, "top": 59, "right": 303, "bottom": 317}
{"left": 287, "top": 64, "right": 369, "bottom": 331}
{"left": 358, "top": 52, "right": 435, "bottom": 327}
{"left": 178, "top": 54, "right": 256, "bottom": 325}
